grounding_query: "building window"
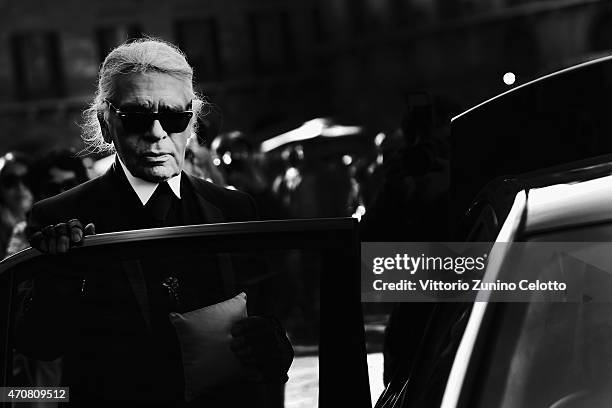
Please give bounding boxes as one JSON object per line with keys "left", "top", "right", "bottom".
{"left": 175, "top": 18, "right": 223, "bottom": 82}
{"left": 346, "top": 0, "right": 367, "bottom": 36}
{"left": 436, "top": 0, "right": 463, "bottom": 19}
{"left": 312, "top": 6, "right": 329, "bottom": 44}
{"left": 589, "top": 12, "right": 612, "bottom": 53}
{"left": 249, "top": 11, "right": 294, "bottom": 74}
{"left": 95, "top": 24, "right": 142, "bottom": 62}
{"left": 10, "top": 32, "right": 64, "bottom": 100}
{"left": 389, "top": 0, "right": 408, "bottom": 25}
{"left": 501, "top": 20, "right": 539, "bottom": 76}
{"left": 390, "top": 0, "right": 423, "bottom": 26}
{"left": 506, "top": 0, "right": 555, "bottom": 4}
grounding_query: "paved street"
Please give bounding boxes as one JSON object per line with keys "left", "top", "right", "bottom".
{"left": 285, "top": 352, "right": 385, "bottom": 407}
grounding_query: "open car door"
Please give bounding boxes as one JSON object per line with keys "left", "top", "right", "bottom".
{"left": 0, "top": 218, "right": 370, "bottom": 408}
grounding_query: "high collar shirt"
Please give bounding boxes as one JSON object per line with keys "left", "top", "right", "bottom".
{"left": 117, "top": 156, "right": 181, "bottom": 205}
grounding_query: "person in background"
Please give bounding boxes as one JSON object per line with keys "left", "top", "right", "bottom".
{"left": 360, "top": 93, "right": 465, "bottom": 404}
{"left": 33, "top": 150, "right": 89, "bottom": 200}
{"left": 0, "top": 152, "right": 33, "bottom": 259}
{"left": 214, "top": 131, "right": 288, "bottom": 220}
{"left": 183, "top": 136, "right": 227, "bottom": 186}
{"left": 6, "top": 150, "right": 90, "bottom": 256}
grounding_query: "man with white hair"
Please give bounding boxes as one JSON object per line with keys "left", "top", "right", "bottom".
{"left": 17, "top": 39, "right": 292, "bottom": 407}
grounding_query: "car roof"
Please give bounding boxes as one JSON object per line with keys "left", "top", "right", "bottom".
{"left": 451, "top": 54, "right": 612, "bottom": 123}
{"left": 525, "top": 171, "right": 612, "bottom": 234}
{"left": 449, "top": 53, "right": 612, "bottom": 229}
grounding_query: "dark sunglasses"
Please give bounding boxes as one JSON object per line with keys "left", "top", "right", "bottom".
{"left": 0, "top": 173, "right": 28, "bottom": 189}
{"left": 105, "top": 99, "right": 194, "bottom": 134}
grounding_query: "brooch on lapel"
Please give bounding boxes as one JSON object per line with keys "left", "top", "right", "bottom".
{"left": 162, "top": 276, "right": 181, "bottom": 312}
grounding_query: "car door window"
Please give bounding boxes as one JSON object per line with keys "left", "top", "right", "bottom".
{"left": 466, "top": 222, "right": 612, "bottom": 408}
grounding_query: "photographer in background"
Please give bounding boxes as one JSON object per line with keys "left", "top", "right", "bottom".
{"left": 0, "top": 152, "right": 33, "bottom": 259}
{"left": 6, "top": 149, "right": 89, "bottom": 257}
{"left": 359, "top": 92, "right": 450, "bottom": 242}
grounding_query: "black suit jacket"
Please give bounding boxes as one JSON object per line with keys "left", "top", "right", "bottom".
{"left": 15, "top": 162, "right": 282, "bottom": 407}
{"left": 26, "top": 160, "right": 256, "bottom": 234}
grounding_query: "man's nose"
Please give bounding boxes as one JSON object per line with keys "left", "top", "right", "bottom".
{"left": 145, "top": 119, "right": 167, "bottom": 140}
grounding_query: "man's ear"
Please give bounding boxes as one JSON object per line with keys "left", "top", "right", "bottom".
{"left": 98, "top": 112, "right": 112, "bottom": 144}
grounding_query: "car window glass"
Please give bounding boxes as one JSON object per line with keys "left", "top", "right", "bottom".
{"left": 471, "top": 223, "right": 612, "bottom": 408}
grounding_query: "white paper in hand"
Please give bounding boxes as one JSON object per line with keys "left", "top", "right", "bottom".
{"left": 169, "top": 292, "right": 249, "bottom": 402}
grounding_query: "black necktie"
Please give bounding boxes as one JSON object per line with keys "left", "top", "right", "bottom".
{"left": 145, "top": 181, "right": 174, "bottom": 226}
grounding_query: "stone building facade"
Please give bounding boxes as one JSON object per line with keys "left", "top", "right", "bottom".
{"left": 0, "top": 0, "right": 610, "bottom": 154}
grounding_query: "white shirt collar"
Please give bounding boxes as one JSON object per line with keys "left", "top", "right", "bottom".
{"left": 117, "top": 156, "right": 181, "bottom": 205}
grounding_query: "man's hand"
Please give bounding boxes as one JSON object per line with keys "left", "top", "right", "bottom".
{"left": 29, "top": 219, "right": 95, "bottom": 254}
{"left": 230, "top": 316, "right": 294, "bottom": 382}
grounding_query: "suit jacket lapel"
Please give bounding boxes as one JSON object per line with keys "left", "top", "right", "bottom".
{"left": 182, "top": 172, "right": 225, "bottom": 224}
{"left": 92, "top": 159, "right": 146, "bottom": 233}
{"left": 89, "top": 161, "right": 127, "bottom": 233}
{"left": 182, "top": 173, "right": 236, "bottom": 298}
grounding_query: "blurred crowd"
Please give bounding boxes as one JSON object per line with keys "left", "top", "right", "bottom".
{"left": 0, "top": 94, "right": 456, "bottom": 260}
{"left": 0, "top": 150, "right": 89, "bottom": 259}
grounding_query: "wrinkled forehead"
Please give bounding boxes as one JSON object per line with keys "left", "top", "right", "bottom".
{"left": 111, "top": 72, "right": 194, "bottom": 109}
